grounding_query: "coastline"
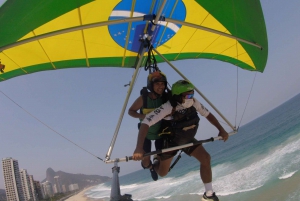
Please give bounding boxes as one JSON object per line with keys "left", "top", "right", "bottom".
{"left": 65, "top": 186, "right": 98, "bottom": 201}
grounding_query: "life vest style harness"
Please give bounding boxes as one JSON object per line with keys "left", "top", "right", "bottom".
{"left": 159, "top": 106, "right": 200, "bottom": 172}
{"left": 138, "top": 87, "right": 169, "bottom": 128}
{"left": 159, "top": 106, "right": 200, "bottom": 142}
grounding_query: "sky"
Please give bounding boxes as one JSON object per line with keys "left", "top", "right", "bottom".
{"left": 1, "top": 1, "right": 300, "bottom": 189}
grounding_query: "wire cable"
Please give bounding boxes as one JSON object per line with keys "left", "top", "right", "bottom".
{"left": 238, "top": 72, "right": 257, "bottom": 127}
{"left": 235, "top": 66, "right": 239, "bottom": 127}
{"left": 0, "top": 89, "right": 104, "bottom": 161}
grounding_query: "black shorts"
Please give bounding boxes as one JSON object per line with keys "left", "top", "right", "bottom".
{"left": 143, "top": 137, "right": 164, "bottom": 154}
{"left": 159, "top": 138, "right": 200, "bottom": 161}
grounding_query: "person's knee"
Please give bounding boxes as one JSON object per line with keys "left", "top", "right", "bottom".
{"left": 192, "top": 148, "right": 211, "bottom": 165}
{"left": 143, "top": 156, "right": 151, "bottom": 161}
{"left": 157, "top": 170, "right": 168, "bottom": 177}
{"left": 201, "top": 152, "right": 211, "bottom": 166}
{"left": 156, "top": 163, "right": 170, "bottom": 177}
{"left": 141, "top": 157, "right": 151, "bottom": 168}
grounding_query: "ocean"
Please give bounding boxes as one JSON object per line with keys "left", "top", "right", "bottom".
{"left": 85, "top": 93, "right": 300, "bottom": 201}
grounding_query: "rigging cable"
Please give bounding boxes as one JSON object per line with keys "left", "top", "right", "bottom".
{"left": 238, "top": 72, "right": 258, "bottom": 127}
{"left": 233, "top": 0, "right": 238, "bottom": 129}
{"left": 235, "top": 66, "right": 239, "bottom": 128}
{"left": 0, "top": 89, "right": 104, "bottom": 161}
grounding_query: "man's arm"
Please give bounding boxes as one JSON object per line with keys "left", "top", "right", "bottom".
{"left": 206, "top": 113, "right": 229, "bottom": 142}
{"left": 128, "top": 96, "right": 145, "bottom": 120}
{"left": 132, "top": 102, "right": 172, "bottom": 160}
{"left": 133, "top": 123, "right": 149, "bottom": 160}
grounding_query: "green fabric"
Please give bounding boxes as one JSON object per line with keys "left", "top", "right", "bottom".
{"left": 195, "top": 0, "right": 268, "bottom": 72}
{"left": 0, "top": 0, "right": 93, "bottom": 47}
{"left": 0, "top": 0, "right": 268, "bottom": 82}
{"left": 142, "top": 96, "right": 163, "bottom": 140}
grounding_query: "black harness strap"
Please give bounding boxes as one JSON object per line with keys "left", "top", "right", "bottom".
{"left": 141, "top": 87, "right": 148, "bottom": 110}
{"left": 169, "top": 150, "right": 183, "bottom": 172}
{"left": 138, "top": 87, "right": 148, "bottom": 129}
{"left": 144, "top": 45, "right": 158, "bottom": 72}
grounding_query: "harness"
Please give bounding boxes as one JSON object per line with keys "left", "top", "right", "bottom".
{"left": 140, "top": 87, "right": 152, "bottom": 115}
{"left": 139, "top": 87, "right": 199, "bottom": 171}
{"left": 159, "top": 106, "right": 200, "bottom": 172}
{"left": 139, "top": 87, "right": 169, "bottom": 115}
{"left": 159, "top": 107, "right": 200, "bottom": 139}
{"left": 138, "top": 87, "right": 169, "bottom": 128}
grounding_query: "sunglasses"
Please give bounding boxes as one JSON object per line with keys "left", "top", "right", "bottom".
{"left": 182, "top": 94, "right": 194, "bottom": 99}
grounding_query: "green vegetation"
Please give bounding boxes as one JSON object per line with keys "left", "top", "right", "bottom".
{"left": 40, "top": 191, "right": 78, "bottom": 201}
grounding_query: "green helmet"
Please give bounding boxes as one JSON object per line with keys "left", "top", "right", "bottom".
{"left": 171, "top": 80, "right": 194, "bottom": 95}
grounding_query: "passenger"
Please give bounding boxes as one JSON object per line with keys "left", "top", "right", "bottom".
{"left": 133, "top": 80, "right": 229, "bottom": 201}
{"left": 128, "top": 71, "right": 169, "bottom": 181}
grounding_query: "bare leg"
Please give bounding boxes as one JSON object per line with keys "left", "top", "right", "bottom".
{"left": 141, "top": 156, "right": 152, "bottom": 168}
{"left": 190, "top": 145, "right": 212, "bottom": 183}
{"left": 153, "top": 156, "right": 174, "bottom": 177}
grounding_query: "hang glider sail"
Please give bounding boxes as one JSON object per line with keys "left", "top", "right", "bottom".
{"left": 0, "top": 0, "right": 267, "bottom": 82}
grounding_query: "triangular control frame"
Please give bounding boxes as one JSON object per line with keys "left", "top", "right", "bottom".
{"left": 103, "top": 1, "right": 242, "bottom": 200}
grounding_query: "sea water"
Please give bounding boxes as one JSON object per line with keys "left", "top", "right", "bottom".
{"left": 85, "top": 93, "right": 300, "bottom": 201}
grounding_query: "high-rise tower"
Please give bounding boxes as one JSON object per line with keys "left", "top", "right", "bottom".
{"left": 54, "top": 176, "right": 62, "bottom": 193}
{"left": 1, "top": 158, "right": 25, "bottom": 201}
{"left": 20, "top": 169, "right": 34, "bottom": 201}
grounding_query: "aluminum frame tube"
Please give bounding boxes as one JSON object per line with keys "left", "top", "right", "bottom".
{"left": 0, "top": 17, "right": 144, "bottom": 52}
{"left": 105, "top": 131, "right": 237, "bottom": 164}
{"left": 165, "top": 18, "right": 263, "bottom": 49}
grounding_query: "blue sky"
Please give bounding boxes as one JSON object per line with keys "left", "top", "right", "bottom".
{"left": 1, "top": 1, "right": 300, "bottom": 189}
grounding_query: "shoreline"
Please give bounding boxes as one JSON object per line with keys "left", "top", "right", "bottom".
{"left": 64, "top": 185, "right": 98, "bottom": 201}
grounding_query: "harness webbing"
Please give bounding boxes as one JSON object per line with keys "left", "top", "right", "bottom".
{"left": 169, "top": 150, "right": 183, "bottom": 172}
{"left": 141, "top": 87, "right": 148, "bottom": 110}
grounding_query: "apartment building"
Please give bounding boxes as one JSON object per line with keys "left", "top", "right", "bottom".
{"left": 2, "top": 158, "right": 25, "bottom": 201}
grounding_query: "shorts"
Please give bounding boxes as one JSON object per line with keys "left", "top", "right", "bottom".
{"left": 143, "top": 137, "right": 164, "bottom": 154}
{"left": 159, "top": 138, "right": 200, "bottom": 161}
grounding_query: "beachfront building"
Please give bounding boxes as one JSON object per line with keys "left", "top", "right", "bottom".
{"left": 68, "top": 183, "right": 79, "bottom": 191}
{"left": 52, "top": 184, "right": 58, "bottom": 194}
{"left": 34, "top": 180, "right": 44, "bottom": 200}
{"left": 41, "top": 181, "right": 53, "bottom": 198}
{"left": 54, "top": 176, "right": 62, "bottom": 193}
{"left": 62, "top": 184, "right": 68, "bottom": 193}
{"left": 20, "top": 169, "right": 34, "bottom": 201}
{"left": 1, "top": 157, "right": 25, "bottom": 201}
{"left": 28, "top": 175, "right": 38, "bottom": 201}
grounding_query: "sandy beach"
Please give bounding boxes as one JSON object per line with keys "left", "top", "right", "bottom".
{"left": 65, "top": 186, "right": 99, "bottom": 201}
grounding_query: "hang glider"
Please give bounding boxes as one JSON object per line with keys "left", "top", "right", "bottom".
{"left": 0, "top": 0, "right": 267, "bottom": 82}
{"left": 0, "top": 1, "right": 268, "bottom": 200}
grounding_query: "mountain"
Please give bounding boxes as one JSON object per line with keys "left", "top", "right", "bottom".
{"left": 42, "top": 168, "right": 111, "bottom": 189}
{"left": 0, "top": 189, "right": 6, "bottom": 201}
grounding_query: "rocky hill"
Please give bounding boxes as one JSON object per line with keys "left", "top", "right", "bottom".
{"left": 42, "top": 168, "right": 111, "bottom": 189}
